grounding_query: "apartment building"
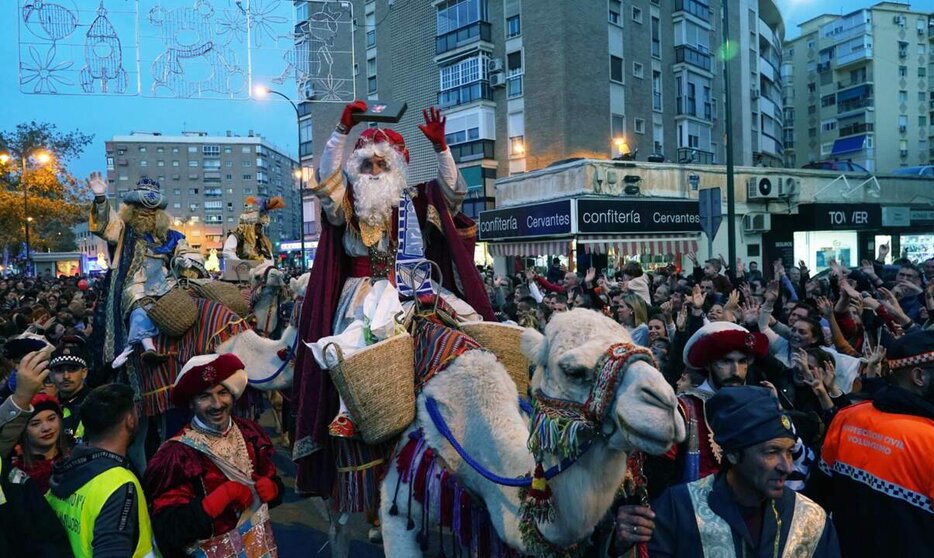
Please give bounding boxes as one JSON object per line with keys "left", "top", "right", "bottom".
{"left": 104, "top": 131, "right": 302, "bottom": 256}
{"left": 783, "top": 3, "right": 934, "bottom": 172}
{"left": 296, "top": 0, "right": 786, "bottom": 217}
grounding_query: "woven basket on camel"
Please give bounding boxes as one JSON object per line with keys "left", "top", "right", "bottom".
{"left": 461, "top": 321, "right": 531, "bottom": 397}
{"left": 324, "top": 333, "right": 415, "bottom": 445}
{"left": 187, "top": 280, "right": 251, "bottom": 318}
{"left": 148, "top": 287, "right": 198, "bottom": 338}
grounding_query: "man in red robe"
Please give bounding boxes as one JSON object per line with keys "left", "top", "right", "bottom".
{"left": 292, "top": 101, "right": 494, "bottom": 515}
{"left": 143, "top": 354, "right": 283, "bottom": 557}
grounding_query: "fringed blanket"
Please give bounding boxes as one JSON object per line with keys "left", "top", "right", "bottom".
{"left": 387, "top": 429, "right": 521, "bottom": 557}
{"left": 133, "top": 299, "right": 249, "bottom": 416}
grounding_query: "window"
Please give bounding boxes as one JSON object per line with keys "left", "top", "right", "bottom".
{"left": 189, "top": 203, "right": 200, "bottom": 211}
{"left": 651, "top": 17, "right": 660, "bottom": 57}
{"left": 821, "top": 120, "right": 836, "bottom": 132}
{"left": 899, "top": 90, "right": 908, "bottom": 103}
{"left": 139, "top": 160, "right": 148, "bottom": 167}
{"left": 225, "top": 161, "right": 233, "bottom": 168}
{"left": 106, "top": 157, "right": 114, "bottom": 169}
{"left": 204, "top": 201, "right": 223, "bottom": 210}
{"left": 157, "top": 147, "right": 164, "bottom": 153}
{"left": 173, "top": 188, "right": 181, "bottom": 195}
{"left": 634, "top": 118, "right": 645, "bottom": 134}
{"left": 509, "top": 135, "right": 525, "bottom": 156}
{"left": 223, "top": 146, "right": 232, "bottom": 154}
{"left": 203, "top": 159, "right": 221, "bottom": 170}
{"left": 172, "top": 147, "right": 180, "bottom": 153}
{"left": 631, "top": 6, "right": 642, "bottom": 23}
{"left": 243, "top": 174, "right": 253, "bottom": 180}
{"left": 507, "top": 50, "right": 523, "bottom": 98}
{"left": 227, "top": 188, "right": 234, "bottom": 194}
{"left": 365, "top": 11, "right": 376, "bottom": 47}
{"left": 189, "top": 188, "right": 199, "bottom": 195}
{"left": 652, "top": 71, "right": 662, "bottom": 111}
{"left": 202, "top": 145, "right": 220, "bottom": 156}
{"left": 189, "top": 160, "right": 199, "bottom": 167}
{"left": 172, "top": 160, "right": 179, "bottom": 167}
{"left": 173, "top": 202, "right": 181, "bottom": 209}
{"left": 610, "top": 55, "right": 623, "bottom": 83}
{"left": 367, "top": 57, "right": 377, "bottom": 94}
{"left": 157, "top": 160, "right": 165, "bottom": 167}
{"left": 506, "top": 14, "right": 520, "bottom": 37}
{"left": 242, "top": 160, "right": 252, "bottom": 167}
{"left": 821, "top": 94, "right": 835, "bottom": 107}
{"left": 139, "top": 146, "right": 147, "bottom": 153}
{"left": 436, "top": 0, "right": 486, "bottom": 36}
{"left": 242, "top": 146, "right": 251, "bottom": 153}
{"left": 608, "top": 0, "right": 620, "bottom": 25}
{"left": 898, "top": 65, "right": 907, "bottom": 77}
{"left": 188, "top": 146, "right": 197, "bottom": 153}
{"left": 611, "top": 113, "right": 625, "bottom": 138}
{"left": 632, "top": 62, "right": 643, "bottom": 78}
{"left": 920, "top": 67, "right": 927, "bottom": 78}
{"left": 921, "top": 116, "right": 928, "bottom": 127}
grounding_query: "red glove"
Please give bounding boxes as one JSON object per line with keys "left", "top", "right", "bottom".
{"left": 339, "top": 100, "right": 368, "bottom": 132}
{"left": 201, "top": 481, "right": 253, "bottom": 519}
{"left": 418, "top": 107, "right": 447, "bottom": 151}
{"left": 254, "top": 476, "right": 279, "bottom": 503}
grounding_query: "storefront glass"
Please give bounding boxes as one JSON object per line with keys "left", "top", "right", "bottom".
{"left": 794, "top": 230, "right": 859, "bottom": 272}
{"left": 899, "top": 233, "right": 934, "bottom": 263}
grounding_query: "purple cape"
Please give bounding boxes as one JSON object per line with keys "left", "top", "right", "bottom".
{"left": 292, "top": 180, "right": 494, "bottom": 495}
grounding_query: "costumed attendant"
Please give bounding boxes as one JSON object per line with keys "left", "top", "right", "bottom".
{"left": 12, "top": 393, "right": 69, "bottom": 494}
{"left": 143, "top": 354, "right": 283, "bottom": 558}
{"left": 223, "top": 196, "right": 285, "bottom": 267}
{"left": 292, "top": 101, "right": 495, "bottom": 537}
{"left": 634, "top": 386, "right": 840, "bottom": 557}
{"left": 86, "top": 172, "right": 206, "bottom": 368}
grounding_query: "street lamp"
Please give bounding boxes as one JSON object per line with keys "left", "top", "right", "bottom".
{"left": 254, "top": 84, "right": 307, "bottom": 272}
{"left": 0, "top": 148, "right": 53, "bottom": 276}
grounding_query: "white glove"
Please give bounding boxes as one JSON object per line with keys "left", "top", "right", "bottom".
{"left": 87, "top": 171, "right": 108, "bottom": 197}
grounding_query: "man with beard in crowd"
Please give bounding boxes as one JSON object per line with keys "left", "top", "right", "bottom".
{"left": 811, "top": 330, "right": 934, "bottom": 558}
{"left": 293, "top": 101, "right": 494, "bottom": 544}
{"left": 143, "top": 354, "right": 283, "bottom": 557}
{"left": 87, "top": 173, "right": 206, "bottom": 368}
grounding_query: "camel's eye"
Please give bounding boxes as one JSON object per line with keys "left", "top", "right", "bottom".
{"left": 561, "top": 363, "right": 590, "bottom": 381}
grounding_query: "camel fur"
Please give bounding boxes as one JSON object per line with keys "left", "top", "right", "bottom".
{"left": 379, "top": 309, "right": 686, "bottom": 556}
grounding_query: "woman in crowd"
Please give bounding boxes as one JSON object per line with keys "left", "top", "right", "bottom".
{"left": 12, "top": 393, "right": 70, "bottom": 494}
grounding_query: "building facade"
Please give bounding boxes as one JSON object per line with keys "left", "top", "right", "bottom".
{"left": 783, "top": 3, "right": 934, "bottom": 172}
{"left": 297, "top": 0, "right": 786, "bottom": 218}
{"left": 103, "top": 131, "right": 303, "bottom": 260}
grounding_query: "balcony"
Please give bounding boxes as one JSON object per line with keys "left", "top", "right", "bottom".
{"left": 449, "top": 139, "right": 495, "bottom": 163}
{"left": 673, "top": 0, "right": 710, "bottom": 23}
{"left": 676, "top": 97, "right": 712, "bottom": 120}
{"left": 837, "top": 97, "right": 872, "bottom": 115}
{"left": 436, "top": 21, "right": 491, "bottom": 56}
{"left": 437, "top": 81, "right": 493, "bottom": 109}
{"left": 676, "top": 147, "right": 715, "bottom": 164}
{"left": 836, "top": 47, "right": 871, "bottom": 68}
{"left": 674, "top": 45, "right": 711, "bottom": 72}
{"left": 838, "top": 122, "right": 873, "bottom": 137}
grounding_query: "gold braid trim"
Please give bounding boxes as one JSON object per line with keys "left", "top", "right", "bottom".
{"left": 313, "top": 168, "right": 344, "bottom": 195}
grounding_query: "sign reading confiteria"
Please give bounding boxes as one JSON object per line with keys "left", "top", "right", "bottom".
{"left": 577, "top": 199, "right": 701, "bottom": 234}
{"left": 478, "top": 199, "right": 574, "bottom": 240}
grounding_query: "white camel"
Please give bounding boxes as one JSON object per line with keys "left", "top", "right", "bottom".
{"left": 219, "top": 323, "right": 298, "bottom": 392}
{"left": 250, "top": 264, "right": 291, "bottom": 338}
{"left": 378, "top": 309, "right": 686, "bottom": 556}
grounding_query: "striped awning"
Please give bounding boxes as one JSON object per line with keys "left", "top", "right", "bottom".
{"left": 487, "top": 239, "right": 572, "bottom": 257}
{"left": 579, "top": 234, "right": 700, "bottom": 255}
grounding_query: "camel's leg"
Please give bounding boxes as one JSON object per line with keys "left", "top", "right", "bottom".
{"left": 380, "top": 465, "right": 423, "bottom": 557}
{"left": 268, "top": 390, "right": 284, "bottom": 435}
{"left": 327, "top": 507, "right": 351, "bottom": 558}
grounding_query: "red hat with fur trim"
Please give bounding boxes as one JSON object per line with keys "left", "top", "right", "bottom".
{"left": 682, "top": 322, "right": 769, "bottom": 370}
{"left": 354, "top": 127, "right": 410, "bottom": 163}
{"left": 172, "top": 353, "right": 248, "bottom": 407}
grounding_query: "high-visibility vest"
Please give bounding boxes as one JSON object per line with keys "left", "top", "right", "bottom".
{"left": 46, "top": 466, "right": 156, "bottom": 558}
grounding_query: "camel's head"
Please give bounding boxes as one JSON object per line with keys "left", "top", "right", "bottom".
{"left": 251, "top": 262, "right": 285, "bottom": 289}
{"left": 521, "top": 309, "right": 684, "bottom": 456}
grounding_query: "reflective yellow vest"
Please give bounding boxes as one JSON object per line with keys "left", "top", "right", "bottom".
{"left": 46, "top": 466, "right": 156, "bottom": 558}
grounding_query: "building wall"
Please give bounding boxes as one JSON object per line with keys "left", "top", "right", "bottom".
{"left": 104, "top": 132, "right": 301, "bottom": 254}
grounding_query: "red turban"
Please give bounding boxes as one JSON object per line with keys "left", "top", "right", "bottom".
{"left": 683, "top": 322, "right": 769, "bottom": 370}
{"left": 354, "top": 127, "right": 410, "bottom": 163}
{"left": 172, "top": 353, "right": 248, "bottom": 407}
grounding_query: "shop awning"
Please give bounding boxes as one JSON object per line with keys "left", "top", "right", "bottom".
{"left": 830, "top": 134, "right": 866, "bottom": 155}
{"left": 486, "top": 239, "right": 572, "bottom": 257}
{"left": 578, "top": 235, "right": 700, "bottom": 255}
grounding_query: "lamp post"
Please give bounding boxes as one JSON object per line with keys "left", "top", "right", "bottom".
{"left": 721, "top": 0, "right": 737, "bottom": 269}
{"left": 0, "top": 149, "right": 52, "bottom": 276}
{"left": 254, "top": 85, "right": 307, "bottom": 272}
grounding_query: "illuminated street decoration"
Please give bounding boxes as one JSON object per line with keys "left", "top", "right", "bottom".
{"left": 16, "top": 0, "right": 355, "bottom": 102}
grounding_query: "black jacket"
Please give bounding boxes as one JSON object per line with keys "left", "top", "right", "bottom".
{"left": 0, "top": 456, "right": 73, "bottom": 557}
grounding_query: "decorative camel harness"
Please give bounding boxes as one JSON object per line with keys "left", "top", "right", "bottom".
{"left": 405, "top": 341, "right": 657, "bottom": 557}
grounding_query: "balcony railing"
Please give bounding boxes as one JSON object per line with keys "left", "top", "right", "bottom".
{"left": 676, "top": 146, "right": 715, "bottom": 164}
{"left": 838, "top": 123, "right": 873, "bottom": 136}
{"left": 837, "top": 97, "right": 873, "bottom": 114}
{"left": 436, "top": 21, "right": 492, "bottom": 56}
{"left": 673, "top": 0, "right": 710, "bottom": 22}
{"left": 836, "top": 47, "right": 872, "bottom": 67}
{"left": 676, "top": 97, "right": 712, "bottom": 120}
{"left": 674, "top": 45, "right": 711, "bottom": 71}
{"left": 450, "top": 139, "right": 495, "bottom": 163}
{"left": 437, "top": 81, "right": 493, "bottom": 109}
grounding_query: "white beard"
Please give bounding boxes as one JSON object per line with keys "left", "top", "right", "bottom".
{"left": 351, "top": 171, "right": 407, "bottom": 227}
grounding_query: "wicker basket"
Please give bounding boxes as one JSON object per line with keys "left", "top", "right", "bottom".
{"left": 188, "top": 280, "right": 250, "bottom": 317}
{"left": 461, "top": 322, "right": 531, "bottom": 396}
{"left": 325, "top": 333, "right": 416, "bottom": 445}
{"left": 148, "top": 287, "right": 198, "bottom": 338}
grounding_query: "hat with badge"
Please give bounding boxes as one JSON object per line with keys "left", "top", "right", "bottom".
{"left": 49, "top": 345, "right": 88, "bottom": 370}
{"left": 705, "top": 386, "right": 796, "bottom": 452}
{"left": 123, "top": 177, "right": 167, "bottom": 209}
{"left": 886, "top": 330, "right": 934, "bottom": 372}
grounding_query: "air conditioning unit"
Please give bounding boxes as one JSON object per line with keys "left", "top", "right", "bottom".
{"left": 751, "top": 89, "right": 760, "bottom": 99}
{"left": 490, "top": 72, "right": 506, "bottom": 88}
{"left": 743, "top": 212, "right": 772, "bottom": 233}
{"left": 747, "top": 176, "right": 780, "bottom": 200}
{"left": 488, "top": 58, "right": 504, "bottom": 73}
{"left": 777, "top": 176, "right": 798, "bottom": 198}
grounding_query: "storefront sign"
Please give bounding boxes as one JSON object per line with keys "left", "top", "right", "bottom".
{"left": 911, "top": 209, "right": 934, "bottom": 224}
{"left": 797, "top": 204, "right": 881, "bottom": 230}
{"left": 577, "top": 199, "right": 701, "bottom": 234}
{"left": 479, "top": 199, "right": 573, "bottom": 240}
{"left": 882, "top": 207, "right": 911, "bottom": 227}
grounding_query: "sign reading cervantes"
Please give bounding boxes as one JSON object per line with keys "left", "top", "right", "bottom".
{"left": 576, "top": 199, "right": 701, "bottom": 234}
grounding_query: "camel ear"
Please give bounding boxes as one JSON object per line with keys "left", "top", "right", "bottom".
{"left": 520, "top": 327, "right": 546, "bottom": 364}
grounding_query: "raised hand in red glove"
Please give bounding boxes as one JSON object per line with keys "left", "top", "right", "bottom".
{"left": 338, "top": 100, "right": 368, "bottom": 133}
{"left": 418, "top": 107, "right": 447, "bottom": 152}
{"left": 254, "top": 476, "right": 279, "bottom": 503}
{"left": 201, "top": 480, "right": 254, "bottom": 519}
